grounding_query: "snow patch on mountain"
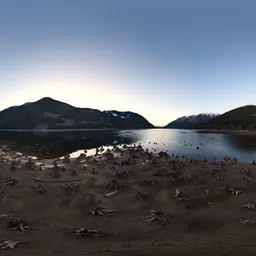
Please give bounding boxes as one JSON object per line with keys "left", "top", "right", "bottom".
{"left": 200, "top": 113, "right": 219, "bottom": 117}
{"left": 121, "top": 113, "right": 131, "bottom": 119}
{"left": 165, "top": 113, "right": 220, "bottom": 129}
{"left": 104, "top": 110, "right": 132, "bottom": 119}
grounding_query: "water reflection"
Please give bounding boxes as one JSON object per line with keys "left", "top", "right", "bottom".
{"left": 0, "top": 130, "right": 139, "bottom": 158}
{"left": 224, "top": 134, "right": 256, "bottom": 152}
{"left": 0, "top": 129, "right": 255, "bottom": 162}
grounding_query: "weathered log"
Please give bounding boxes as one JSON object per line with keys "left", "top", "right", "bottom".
{"left": 104, "top": 190, "right": 120, "bottom": 198}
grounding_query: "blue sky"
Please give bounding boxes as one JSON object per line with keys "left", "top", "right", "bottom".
{"left": 0, "top": 0, "right": 255, "bottom": 126}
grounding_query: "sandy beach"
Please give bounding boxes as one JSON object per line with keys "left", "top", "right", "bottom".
{"left": 0, "top": 143, "right": 256, "bottom": 255}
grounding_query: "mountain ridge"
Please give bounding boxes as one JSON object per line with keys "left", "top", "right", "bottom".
{"left": 2, "top": 99, "right": 256, "bottom": 130}
{"left": 0, "top": 97, "right": 154, "bottom": 130}
{"left": 164, "top": 113, "right": 219, "bottom": 129}
{"left": 198, "top": 105, "right": 256, "bottom": 130}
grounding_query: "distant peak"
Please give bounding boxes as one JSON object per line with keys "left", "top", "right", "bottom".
{"left": 36, "top": 97, "right": 67, "bottom": 104}
{"left": 199, "top": 113, "right": 219, "bottom": 116}
{"left": 40, "top": 97, "right": 55, "bottom": 101}
{"left": 22, "top": 102, "right": 31, "bottom": 106}
{"left": 241, "top": 104, "right": 256, "bottom": 108}
{"left": 180, "top": 115, "right": 195, "bottom": 118}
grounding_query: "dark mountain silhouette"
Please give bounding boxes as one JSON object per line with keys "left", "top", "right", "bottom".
{"left": 165, "top": 113, "right": 219, "bottom": 129}
{"left": 103, "top": 110, "right": 154, "bottom": 129}
{"left": 198, "top": 105, "right": 256, "bottom": 130}
{"left": 0, "top": 97, "right": 154, "bottom": 130}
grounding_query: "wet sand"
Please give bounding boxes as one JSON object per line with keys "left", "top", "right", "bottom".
{"left": 0, "top": 144, "right": 256, "bottom": 255}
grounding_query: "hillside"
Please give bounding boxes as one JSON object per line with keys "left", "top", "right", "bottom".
{"left": 0, "top": 97, "right": 154, "bottom": 130}
{"left": 198, "top": 105, "right": 256, "bottom": 130}
{"left": 103, "top": 110, "right": 153, "bottom": 129}
{"left": 165, "top": 113, "right": 219, "bottom": 129}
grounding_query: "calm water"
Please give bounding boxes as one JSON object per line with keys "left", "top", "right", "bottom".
{"left": 0, "top": 129, "right": 256, "bottom": 162}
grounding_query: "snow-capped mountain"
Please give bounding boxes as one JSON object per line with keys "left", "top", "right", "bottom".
{"left": 103, "top": 110, "right": 154, "bottom": 129}
{"left": 0, "top": 98, "right": 154, "bottom": 129}
{"left": 103, "top": 110, "right": 132, "bottom": 119}
{"left": 164, "top": 113, "right": 219, "bottom": 129}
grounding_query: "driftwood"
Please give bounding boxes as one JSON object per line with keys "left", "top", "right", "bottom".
{"left": 193, "top": 180, "right": 201, "bottom": 185}
{"left": 239, "top": 218, "right": 255, "bottom": 224}
{"left": 239, "top": 169, "right": 256, "bottom": 182}
{"left": 216, "top": 175, "right": 224, "bottom": 181}
{"left": 0, "top": 240, "right": 21, "bottom": 250}
{"left": 140, "top": 179, "right": 158, "bottom": 186}
{"left": 89, "top": 207, "right": 118, "bottom": 216}
{"left": 73, "top": 228, "right": 105, "bottom": 237}
{"left": 30, "top": 185, "right": 46, "bottom": 194}
{"left": 60, "top": 184, "right": 79, "bottom": 191}
{"left": 113, "top": 170, "right": 130, "bottom": 178}
{"left": 142, "top": 210, "right": 171, "bottom": 225}
{"left": 0, "top": 214, "right": 10, "bottom": 218}
{"left": 135, "top": 191, "right": 149, "bottom": 200}
{"left": 241, "top": 198, "right": 256, "bottom": 210}
{"left": 0, "top": 180, "right": 18, "bottom": 188}
{"left": 5, "top": 216, "right": 31, "bottom": 231}
{"left": 60, "top": 228, "right": 109, "bottom": 237}
{"left": 229, "top": 187, "right": 242, "bottom": 196}
{"left": 185, "top": 204, "right": 195, "bottom": 209}
{"left": 222, "top": 185, "right": 243, "bottom": 195}
{"left": 32, "top": 178, "right": 85, "bottom": 183}
{"left": 104, "top": 190, "right": 120, "bottom": 198}
{"left": 204, "top": 189, "right": 212, "bottom": 194}
{"left": 105, "top": 180, "right": 125, "bottom": 190}
{"left": 173, "top": 188, "right": 189, "bottom": 202}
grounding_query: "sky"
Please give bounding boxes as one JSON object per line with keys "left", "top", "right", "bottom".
{"left": 0, "top": 0, "right": 256, "bottom": 126}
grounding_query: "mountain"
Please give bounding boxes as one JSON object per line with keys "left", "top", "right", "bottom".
{"left": 103, "top": 110, "right": 154, "bottom": 129}
{"left": 0, "top": 97, "right": 154, "bottom": 130}
{"left": 165, "top": 113, "right": 219, "bottom": 129}
{"left": 198, "top": 105, "right": 256, "bottom": 130}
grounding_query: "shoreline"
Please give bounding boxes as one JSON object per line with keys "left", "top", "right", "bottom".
{"left": 196, "top": 129, "right": 256, "bottom": 136}
{"left": 0, "top": 127, "right": 156, "bottom": 132}
{"left": 0, "top": 144, "right": 256, "bottom": 254}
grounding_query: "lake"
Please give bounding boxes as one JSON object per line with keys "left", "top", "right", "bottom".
{"left": 0, "top": 129, "right": 256, "bottom": 162}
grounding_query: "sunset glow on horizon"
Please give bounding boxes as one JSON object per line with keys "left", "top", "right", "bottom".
{"left": 1, "top": 0, "right": 256, "bottom": 126}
